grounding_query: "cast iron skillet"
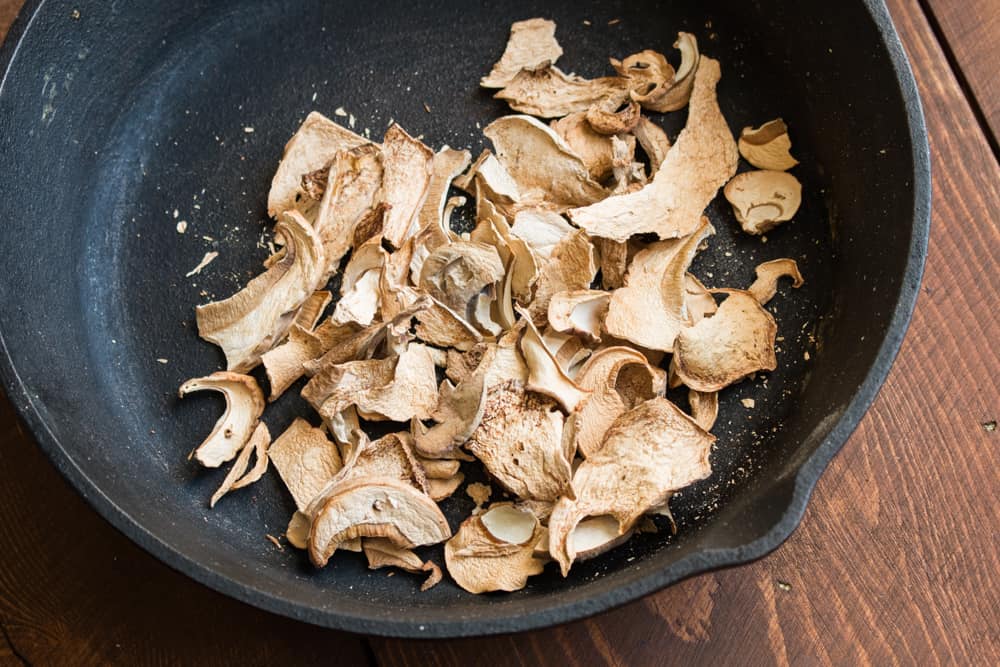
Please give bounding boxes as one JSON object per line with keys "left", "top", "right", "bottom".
{"left": 0, "top": 0, "right": 928, "bottom": 638}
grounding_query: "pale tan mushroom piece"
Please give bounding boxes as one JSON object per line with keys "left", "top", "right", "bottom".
{"left": 466, "top": 381, "right": 572, "bottom": 501}
{"left": 548, "top": 397, "right": 714, "bottom": 574}
{"left": 416, "top": 147, "right": 473, "bottom": 239}
{"left": 673, "top": 289, "right": 778, "bottom": 392}
{"left": 363, "top": 537, "right": 443, "bottom": 591}
{"left": 685, "top": 274, "right": 718, "bottom": 325}
{"left": 267, "top": 111, "right": 367, "bottom": 218}
{"left": 428, "top": 473, "right": 465, "bottom": 501}
{"left": 748, "top": 258, "right": 804, "bottom": 305}
{"left": 631, "top": 33, "right": 700, "bottom": 113}
{"left": 269, "top": 418, "right": 343, "bottom": 512}
{"left": 420, "top": 458, "right": 462, "bottom": 480}
{"left": 445, "top": 503, "right": 547, "bottom": 593}
{"left": 380, "top": 124, "right": 434, "bottom": 248}
{"left": 179, "top": 372, "right": 265, "bottom": 468}
{"left": 611, "top": 49, "right": 674, "bottom": 106}
{"left": 413, "top": 364, "right": 488, "bottom": 460}
{"left": 484, "top": 115, "right": 607, "bottom": 209}
{"left": 572, "top": 515, "right": 634, "bottom": 560}
{"left": 723, "top": 170, "right": 802, "bottom": 235}
{"left": 481, "top": 18, "right": 564, "bottom": 89}
{"left": 547, "top": 290, "right": 610, "bottom": 343}
{"left": 308, "top": 479, "right": 451, "bottom": 567}
{"left": 688, "top": 389, "right": 719, "bottom": 431}
{"left": 294, "top": 290, "right": 332, "bottom": 331}
{"left": 604, "top": 218, "right": 713, "bottom": 352}
{"left": 528, "top": 229, "right": 597, "bottom": 324}
{"left": 342, "top": 432, "right": 429, "bottom": 493}
{"left": 261, "top": 324, "right": 324, "bottom": 401}
{"left": 285, "top": 510, "right": 311, "bottom": 549}
{"left": 586, "top": 95, "right": 641, "bottom": 136}
{"left": 210, "top": 422, "right": 271, "bottom": 507}
{"left": 417, "top": 241, "right": 505, "bottom": 316}
{"left": 567, "top": 58, "right": 737, "bottom": 242}
{"left": 519, "top": 313, "right": 591, "bottom": 413}
{"left": 632, "top": 116, "right": 671, "bottom": 176}
{"left": 467, "top": 482, "right": 493, "bottom": 513}
{"left": 332, "top": 238, "right": 386, "bottom": 327}
{"left": 551, "top": 112, "right": 635, "bottom": 182}
{"left": 413, "top": 295, "right": 484, "bottom": 351}
{"left": 738, "top": 119, "right": 799, "bottom": 171}
{"left": 495, "top": 66, "right": 629, "bottom": 119}
{"left": 196, "top": 210, "right": 326, "bottom": 372}
{"left": 509, "top": 208, "right": 575, "bottom": 261}
{"left": 594, "top": 238, "right": 629, "bottom": 290}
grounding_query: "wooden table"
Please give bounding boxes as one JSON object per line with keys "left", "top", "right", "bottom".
{"left": 1, "top": 0, "right": 997, "bottom": 664}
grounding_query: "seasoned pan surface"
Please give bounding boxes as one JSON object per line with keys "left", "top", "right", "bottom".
{"left": 0, "top": 0, "right": 928, "bottom": 637}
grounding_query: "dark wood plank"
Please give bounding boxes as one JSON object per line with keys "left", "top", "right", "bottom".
{"left": 924, "top": 0, "right": 1000, "bottom": 147}
{"left": 373, "top": 0, "right": 1000, "bottom": 664}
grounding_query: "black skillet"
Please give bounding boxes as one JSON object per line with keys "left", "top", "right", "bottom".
{"left": 0, "top": 0, "right": 929, "bottom": 638}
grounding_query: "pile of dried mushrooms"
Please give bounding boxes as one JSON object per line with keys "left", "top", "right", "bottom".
{"left": 180, "top": 18, "right": 805, "bottom": 594}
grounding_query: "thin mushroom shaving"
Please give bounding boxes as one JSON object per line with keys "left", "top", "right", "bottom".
{"left": 723, "top": 170, "right": 802, "bottom": 235}
{"left": 738, "top": 119, "right": 799, "bottom": 171}
{"left": 179, "top": 372, "right": 265, "bottom": 468}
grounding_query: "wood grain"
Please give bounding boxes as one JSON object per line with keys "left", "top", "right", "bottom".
{"left": 0, "top": 0, "right": 998, "bottom": 665}
{"left": 925, "top": 0, "right": 1000, "bottom": 147}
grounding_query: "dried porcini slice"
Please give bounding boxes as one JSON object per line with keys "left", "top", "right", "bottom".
{"left": 723, "top": 170, "right": 802, "bottom": 235}
{"left": 571, "top": 515, "right": 634, "bottom": 560}
{"left": 495, "top": 66, "right": 630, "bottom": 119}
{"left": 413, "top": 362, "right": 488, "bottom": 460}
{"left": 481, "top": 18, "right": 564, "bottom": 89}
{"left": 269, "top": 417, "right": 343, "bottom": 511}
{"left": 179, "top": 372, "right": 265, "bottom": 468}
{"left": 688, "top": 389, "right": 719, "bottom": 431}
{"left": 547, "top": 289, "right": 610, "bottom": 343}
{"left": 551, "top": 112, "right": 636, "bottom": 183}
{"left": 445, "top": 503, "right": 547, "bottom": 593}
{"left": 631, "top": 33, "right": 700, "bottom": 112}
{"left": 528, "top": 229, "right": 598, "bottom": 324}
{"left": 380, "top": 124, "right": 435, "bottom": 248}
{"left": 684, "top": 274, "right": 718, "bottom": 325}
{"left": 308, "top": 478, "right": 451, "bottom": 567}
{"left": 631, "top": 116, "right": 671, "bottom": 176}
{"left": 585, "top": 94, "right": 641, "bottom": 136}
{"left": 484, "top": 115, "right": 607, "bottom": 208}
{"left": 416, "top": 147, "right": 472, "bottom": 239}
{"left": 738, "top": 119, "right": 798, "bottom": 171}
{"left": 748, "top": 258, "right": 804, "bottom": 305}
{"left": 363, "top": 537, "right": 443, "bottom": 591}
{"left": 509, "top": 208, "right": 576, "bottom": 261}
{"left": 417, "top": 241, "right": 505, "bottom": 316}
{"left": 519, "top": 312, "right": 591, "bottom": 413}
{"left": 548, "top": 397, "right": 714, "bottom": 575}
{"left": 413, "top": 295, "right": 484, "bottom": 351}
{"left": 604, "top": 218, "right": 713, "bottom": 352}
{"left": 332, "top": 238, "right": 386, "bottom": 326}
{"left": 673, "top": 289, "right": 778, "bottom": 392}
{"left": 196, "top": 210, "right": 326, "bottom": 372}
{"left": 466, "top": 380, "right": 572, "bottom": 501}
{"left": 210, "top": 422, "right": 271, "bottom": 507}
{"left": 567, "top": 58, "right": 737, "bottom": 241}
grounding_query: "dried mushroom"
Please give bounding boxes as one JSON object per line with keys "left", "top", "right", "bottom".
{"left": 551, "top": 112, "right": 635, "bottom": 182}
{"left": 332, "top": 239, "right": 386, "bottom": 326}
{"left": 445, "top": 503, "right": 547, "bottom": 593}
{"left": 571, "top": 515, "right": 633, "bottom": 560}
{"left": 510, "top": 208, "right": 576, "bottom": 261}
{"left": 738, "top": 119, "right": 798, "bottom": 171}
{"left": 364, "top": 537, "right": 443, "bottom": 591}
{"left": 620, "top": 33, "right": 700, "bottom": 113}
{"left": 313, "top": 144, "right": 383, "bottom": 273}
{"left": 210, "top": 422, "right": 271, "bottom": 507}
{"left": 528, "top": 229, "right": 597, "bottom": 324}
{"left": 418, "top": 241, "right": 504, "bottom": 316}
{"left": 380, "top": 124, "right": 435, "bottom": 248}
{"left": 179, "top": 372, "right": 265, "bottom": 468}
{"left": 495, "top": 66, "right": 629, "bottom": 119}
{"left": 632, "top": 116, "right": 671, "bottom": 176}
{"left": 688, "top": 389, "right": 719, "bottom": 431}
{"left": 416, "top": 147, "right": 473, "bottom": 240}
{"left": 547, "top": 289, "right": 610, "bottom": 342}
{"left": 748, "top": 258, "right": 804, "bottom": 305}
{"left": 586, "top": 95, "right": 641, "bottom": 135}
{"left": 413, "top": 363, "right": 488, "bottom": 460}
{"left": 519, "top": 313, "right": 591, "bottom": 413}
{"left": 269, "top": 417, "right": 343, "bottom": 511}
{"left": 723, "top": 170, "right": 802, "bottom": 235}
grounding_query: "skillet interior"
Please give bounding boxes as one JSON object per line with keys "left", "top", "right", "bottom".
{"left": 0, "top": 0, "right": 927, "bottom": 637}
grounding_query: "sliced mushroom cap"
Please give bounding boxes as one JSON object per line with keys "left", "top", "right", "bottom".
{"left": 363, "top": 537, "right": 443, "bottom": 591}
{"left": 413, "top": 295, "right": 484, "bottom": 351}
{"left": 416, "top": 147, "right": 472, "bottom": 240}
{"left": 684, "top": 274, "right": 718, "bottom": 325}
{"left": 628, "top": 33, "right": 700, "bottom": 113}
{"left": 294, "top": 290, "right": 333, "bottom": 331}
{"left": 484, "top": 115, "right": 607, "bottom": 209}
{"left": 528, "top": 229, "right": 598, "bottom": 325}
{"left": 738, "top": 119, "right": 798, "bottom": 171}
{"left": 748, "top": 258, "right": 804, "bottom": 305}
{"left": 611, "top": 49, "right": 674, "bottom": 107}
{"left": 308, "top": 478, "right": 451, "bottom": 567}
{"left": 210, "top": 422, "right": 271, "bottom": 507}
{"left": 495, "top": 65, "right": 630, "bottom": 119}
{"left": 179, "top": 372, "right": 265, "bottom": 468}
{"left": 551, "top": 112, "right": 636, "bottom": 182}
{"left": 196, "top": 210, "right": 326, "bottom": 372}
{"left": 380, "top": 124, "right": 435, "bottom": 248}
{"left": 723, "top": 170, "right": 802, "bottom": 235}
{"left": 688, "top": 389, "right": 719, "bottom": 431}
{"left": 261, "top": 324, "right": 323, "bottom": 401}
{"left": 571, "top": 514, "right": 634, "bottom": 560}
{"left": 586, "top": 94, "right": 641, "bottom": 136}
{"left": 604, "top": 218, "right": 713, "bottom": 352}
{"left": 548, "top": 397, "right": 714, "bottom": 575}
{"left": 445, "top": 503, "right": 547, "bottom": 593}
{"left": 567, "top": 57, "right": 737, "bottom": 242}
{"left": 481, "top": 18, "right": 564, "bottom": 89}
{"left": 418, "top": 241, "right": 505, "bottom": 317}
{"left": 428, "top": 472, "right": 465, "bottom": 501}
{"left": 267, "top": 111, "right": 368, "bottom": 218}
{"left": 519, "top": 313, "right": 591, "bottom": 413}
{"left": 509, "top": 208, "right": 576, "bottom": 261}
{"left": 269, "top": 417, "right": 343, "bottom": 511}
{"left": 466, "top": 380, "right": 572, "bottom": 501}
{"left": 594, "top": 238, "right": 629, "bottom": 290}
{"left": 673, "top": 289, "right": 778, "bottom": 392}
{"left": 332, "top": 239, "right": 386, "bottom": 327}
{"left": 413, "top": 365, "right": 488, "bottom": 460}
{"left": 632, "top": 116, "right": 671, "bottom": 176}
{"left": 547, "top": 289, "right": 610, "bottom": 342}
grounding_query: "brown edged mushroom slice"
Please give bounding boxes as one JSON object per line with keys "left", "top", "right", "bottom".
{"left": 688, "top": 389, "right": 719, "bottom": 431}
{"left": 586, "top": 94, "right": 641, "bottom": 136}
{"left": 723, "top": 170, "right": 802, "bottom": 235}
{"left": 294, "top": 290, "right": 332, "bottom": 331}
{"left": 495, "top": 65, "right": 630, "bottom": 119}
{"left": 528, "top": 229, "right": 598, "bottom": 324}
{"left": 738, "top": 119, "right": 799, "bottom": 171}
{"left": 547, "top": 290, "right": 610, "bottom": 343}
{"left": 484, "top": 115, "right": 607, "bottom": 209}
{"left": 428, "top": 473, "right": 465, "bottom": 501}
{"left": 481, "top": 18, "right": 564, "bottom": 89}
{"left": 509, "top": 208, "right": 576, "bottom": 262}
{"left": 416, "top": 147, "right": 473, "bottom": 240}
{"left": 380, "top": 124, "right": 435, "bottom": 248}
{"left": 261, "top": 324, "right": 324, "bottom": 401}
{"left": 626, "top": 33, "right": 700, "bottom": 113}
{"left": 567, "top": 58, "right": 737, "bottom": 242}
{"left": 210, "top": 422, "right": 271, "bottom": 507}
{"left": 748, "top": 258, "right": 804, "bottom": 305}
{"left": 308, "top": 478, "right": 451, "bottom": 567}
{"left": 604, "top": 217, "right": 713, "bottom": 352}
{"left": 518, "top": 312, "right": 591, "bottom": 413}
{"left": 417, "top": 241, "right": 505, "bottom": 316}
{"left": 548, "top": 397, "right": 714, "bottom": 574}
{"left": 632, "top": 116, "right": 671, "bottom": 176}
{"left": 673, "top": 289, "right": 778, "bottom": 392}
{"left": 419, "top": 457, "right": 462, "bottom": 480}
{"left": 331, "top": 238, "right": 386, "bottom": 326}
{"left": 269, "top": 417, "right": 343, "bottom": 511}
{"left": 466, "top": 380, "right": 572, "bottom": 501}
{"left": 445, "top": 503, "right": 547, "bottom": 593}
{"left": 684, "top": 274, "right": 718, "bottom": 325}
{"left": 267, "top": 111, "right": 368, "bottom": 218}
{"left": 551, "top": 112, "right": 636, "bottom": 182}
{"left": 178, "top": 372, "right": 265, "bottom": 468}
{"left": 413, "top": 295, "right": 484, "bottom": 351}
{"left": 413, "top": 362, "right": 488, "bottom": 460}
{"left": 196, "top": 210, "right": 326, "bottom": 372}
{"left": 571, "top": 514, "right": 634, "bottom": 560}
{"left": 363, "top": 537, "right": 443, "bottom": 591}
{"left": 343, "top": 432, "right": 429, "bottom": 493}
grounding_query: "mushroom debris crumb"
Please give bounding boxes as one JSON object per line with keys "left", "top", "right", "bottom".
{"left": 177, "top": 18, "right": 807, "bottom": 594}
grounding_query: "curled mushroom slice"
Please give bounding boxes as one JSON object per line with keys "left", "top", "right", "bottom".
{"left": 413, "top": 364, "right": 488, "bottom": 460}
{"left": 417, "top": 241, "right": 505, "bottom": 316}
{"left": 619, "top": 33, "right": 700, "bottom": 113}
{"left": 495, "top": 66, "right": 629, "bottom": 119}
{"left": 419, "top": 457, "right": 462, "bottom": 480}
{"left": 417, "top": 147, "right": 472, "bottom": 238}
{"left": 481, "top": 18, "right": 564, "bottom": 89}
{"left": 723, "top": 170, "right": 802, "bottom": 235}
{"left": 413, "top": 295, "right": 484, "bottom": 351}
{"left": 632, "top": 116, "right": 671, "bottom": 176}
{"left": 267, "top": 111, "right": 367, "bottom": 218}
{"left": 484, "top": 115, "right": 607, "bottom": 209}
{"left": 466, "top": 380, "right": 572, "bottom": 501}
{"left": 540, "top": 329, "right": 591, "bottom": 377}
{"left": 594, "top": 238, "right": 629, "bottom": 290}
{"left": 269, "top": 418, "right": 343, "bottom": 511}
{"left": 528, "top": 229, "right": 598, "bottom": 324}
{"left": 331, "top": 238, "right": 386, "bottom": 327}
{"left": 363, "top": 537, "right": 443, "bottom": 591}
{"left": 196, "top": 210, "right": 326, "bottom": 372}
{"left": 308, "top": 479, "right": 451, "bottom": 567}
{"left": 210, "top": 422, "right": 271, "bottom": 507}
{"left": 548, "top": 397, "right": 714, "bottom": 575}
{"left": 739, "top": 119, "right": 799, "bottom": 171}
{"left": 748, "top": 258, "right": 804, "bottom": 305}
{"left": 572, "top": 515, "right": 634, "bottom": 560}
{"left": 551, "top": 112, "right": 636, "bottom": 183}
{"left": 685, "top": 274, "right": 718, "bottom": 325}
{"left": 179, "top": 372, "right": 265, "bottom": 468}
{"left": 688, "top": 389, "right": 719, "bottom": 431}
{"left": 380, "top": 124, "right": 435, "bottom": 248}
{"left": 586, "top": 94, "right": 641, "bottom": 136}
{"left": 604, "top": 218, "right": 713, "bottom": 352}
{"left": 673, "top": 289, "right": 778, "bottom": 392}
{"left": 547, "top": 290, "right": 610, "bottom": 343}
{"left": 344, "top": 432, "right": 429, "bottom": 493}
{"left": 567, "top": 58, "right": 737, "bottom": 242}
{"left": 510, "top": 208, "right": 576, "bottom": 261}
{"left": 445, "top": 503, "right": 547, "bottom": 593}
{"left": 519, "top": 313, "right": 591, "bottom": 413}
{"left": 428, "top": 473, "right": 465, "bottom": 501}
